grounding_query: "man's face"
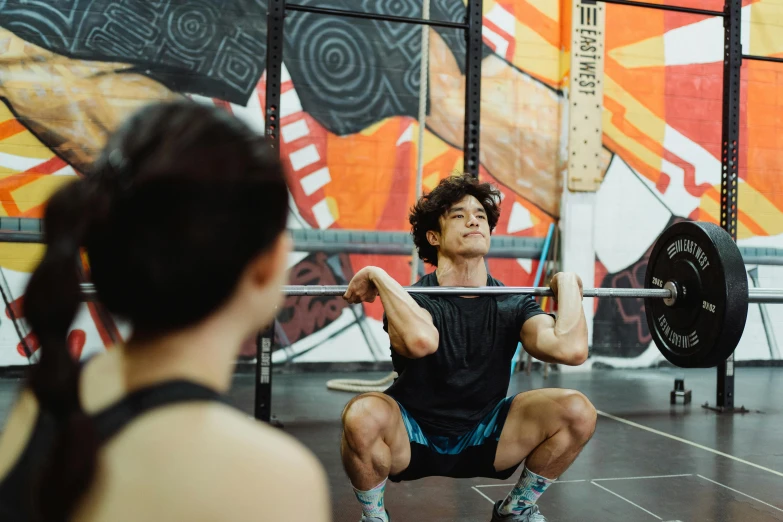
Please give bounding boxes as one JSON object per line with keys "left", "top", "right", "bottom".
{"left": 428, "top": 194, "right": 491, "bottom": 261}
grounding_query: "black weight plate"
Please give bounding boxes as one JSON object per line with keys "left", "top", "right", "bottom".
{"left": 644, "top": 221, "right": 748, "bottom": 368}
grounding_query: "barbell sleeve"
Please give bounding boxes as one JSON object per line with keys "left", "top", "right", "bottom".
{"left": 747, "top": 288, "right": 783, "bottom": 304}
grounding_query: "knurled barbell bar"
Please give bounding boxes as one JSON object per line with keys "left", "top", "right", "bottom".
{"left": 273, "top": 285, "right": 783, "bottom": 302}
{"left": 76, "top": 221, "right": 783, "bottom": 368}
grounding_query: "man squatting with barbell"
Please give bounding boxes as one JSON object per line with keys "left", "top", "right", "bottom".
{"left": 341, "top": 175, "right": 598, "bottom": 522}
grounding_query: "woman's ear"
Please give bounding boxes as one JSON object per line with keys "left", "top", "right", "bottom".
{"left": 249, "top": 232, "right": 291, "bottom": 288}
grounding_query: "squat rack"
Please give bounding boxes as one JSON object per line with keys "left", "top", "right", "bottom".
{"left": 258, "top": 0, "right": 775, "bottom": 420}
{"left": 258, "top": 0, "right": 485, "bottom": 424}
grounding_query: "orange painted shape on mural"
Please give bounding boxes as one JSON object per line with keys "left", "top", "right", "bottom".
{"left": 605, "top": 4, "right": 664, "bottom": 51}
{"left": 603, "top": 56, "right": 667, "bottom": 123}
{"left": 0, "top": 119, "right": 26, "bottom": 141}
{"left": 602, "top": 96, "right": 666, "bottom": 184}
{"left": 559, "top": 0, "right": 572, "bottom": 53}
{"left": 377, "top": 119, "right": 417, "bottom": 232}
{"left": 509, "top": 0, "right": 560, "bottom": 49}
{"left": 702, "top": 188, "right": 767, "bottom": 236}
{"left": 0, "top": 156, "right": 70, "bottom": 216}
{"left": 423, "top": 150, "right": 464, "bottom": 191}
{"left": 322, "top": 118, "right": 405, "bottom": 231}
{"left": 744, "top": 60, "right": 783, "bottom": 212}
{"left": 736, "top": 209, "right": 767, "bottom": 237}
{"left": 0, "top": 174, "right": 31, "bottom": 215}
{"left": 601, "top": 134, "right": 659, "bottom": 186}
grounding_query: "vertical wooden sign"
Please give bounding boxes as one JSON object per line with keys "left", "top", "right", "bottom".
{"left": 567, "top": 0, "right": 606, "bottom": 192}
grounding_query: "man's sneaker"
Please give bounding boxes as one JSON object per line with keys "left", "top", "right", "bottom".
{"left": 490, "top": 501, "right": 547, "bottom": 522}
{"left": 359, "top": 511, "right": 390, "bottom": 522}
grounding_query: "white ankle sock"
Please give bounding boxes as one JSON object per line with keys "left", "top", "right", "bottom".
{"left": 498, "top": 467, "right": 556, "bottom": 515}
{"left": 353, "top": 478, "right": 388, "bottom": 520}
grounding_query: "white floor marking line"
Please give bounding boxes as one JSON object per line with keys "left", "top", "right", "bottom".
{"left": 472, "top": 486, "right": 495, "bottom": 504}
{"left": 593, "top": 474, "right": 693, "bottom": 482}
{"left": 597, "top": 410, "right": 783, "bottom": 479}
{"left": 697, "top": 475, "right": 783, "bottom": 514}
{"left": 475, "top": 479, "right": 586, "bottom": 488}
{"left": 475, "top": 473, "right": 690, "bottom": 489}
{"left": 591, "top": 481, "right": 662, "bottom": 520}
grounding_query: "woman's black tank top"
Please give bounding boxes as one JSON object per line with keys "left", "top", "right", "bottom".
{"left": 0, "top": 380, "right": 228, "bottom": 521}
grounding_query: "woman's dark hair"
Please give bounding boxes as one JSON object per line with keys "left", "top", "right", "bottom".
{"left": 409, "top": 174, "right": 501, "bottom": 266}
{"left": 22, "top": 100, "right": 289, "bottom": 520}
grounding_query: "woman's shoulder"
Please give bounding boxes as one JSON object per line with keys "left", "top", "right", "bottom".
{"left": 93, "top": 403, "right": 330, "bottom": 521}
{"left": 181, "top": 407, "right": 331, "bottom": 519}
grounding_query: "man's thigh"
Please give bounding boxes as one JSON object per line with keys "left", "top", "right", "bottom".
{"left": 341, "top": 392, "right": 412, "bottom": 476}
{"left": 494, "top": 388, "right": 585, "bottom": 471}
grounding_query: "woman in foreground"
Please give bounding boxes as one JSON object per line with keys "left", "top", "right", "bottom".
{"left": 0, "top": 100, "right": 330, "bottom": 522}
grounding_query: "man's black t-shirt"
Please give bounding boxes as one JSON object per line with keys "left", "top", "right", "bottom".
{"left": 383, "top": 272, "right": 549, "bottom": 437}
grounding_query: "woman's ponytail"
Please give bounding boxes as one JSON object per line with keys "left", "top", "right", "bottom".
{"left": 24, "top": 178, "right": 101, "bottom": 521}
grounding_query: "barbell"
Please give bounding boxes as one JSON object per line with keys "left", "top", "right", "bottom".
{"left": 77, "top": 221, "right": 783, "bottom": 369}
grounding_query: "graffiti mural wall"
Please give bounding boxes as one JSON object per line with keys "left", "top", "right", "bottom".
{"left": 0, "top": 0, "right": 781, "bottom": 368}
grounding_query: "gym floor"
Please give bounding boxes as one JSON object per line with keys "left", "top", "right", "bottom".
{"left": 0, "top": 367, "right": 781, "bottom": 521}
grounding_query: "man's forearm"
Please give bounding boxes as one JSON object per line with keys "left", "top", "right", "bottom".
{"left": 369, "top": 269, "right": 438, "bottom": 352}
{"left": 553, "top": 278, "right": 588, "bottom": 361}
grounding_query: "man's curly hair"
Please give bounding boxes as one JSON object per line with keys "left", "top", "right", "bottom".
{"left": 409, "top": 174, "right": 502, "bottom": 266}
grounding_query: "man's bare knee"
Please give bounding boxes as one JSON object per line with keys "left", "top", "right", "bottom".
{"left": 556, "top": 391, "right": 597, "bottom": 442}
{"left": 341, "top": 394, "right": 396, "bottom": 454}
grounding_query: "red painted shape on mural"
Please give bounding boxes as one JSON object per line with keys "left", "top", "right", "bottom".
{"left": 244, "top": 73, "right": 333, "bottom": 231}
{"left": 655, "top": 172, "right": 671, "bottom": 194}
{"left": 16, "top": 332, "right": 38, "bottom": 357}
{"left": 348, "top": 253, "right": 414, "bottom": 321}
{"left": 662, "top": 149, "right": 713, "bottom": 198}
{"left": 15, "top": 329, "right": 86, "bottom": 359}
{"left": 4, "top": 294, "right": 23, "bottom": 319}
{"left": 281, "top": 112, "right": 331, "bottom": 229}
{"left": 212, "top": 98, "right": 234, "bottom": 114}
{"left": 663, "top": 61, "right": 749, "bottom": 168}
{"left": 67, "top": 330, "right": 86, "bottom": 360}
{"left": 482, "top": 17, "right": 516, "bottom": 62}
{"left": 278, "top": 253, "right": 350, "bottom": 344}
{"left": 594, "top": 259, "right": 609, "bottom": 315}
{"left": 24, "top": 156, "right": 67, "bottom": 175}
{"left": 85, "top": 302, "right": 122, "bottom": 348}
